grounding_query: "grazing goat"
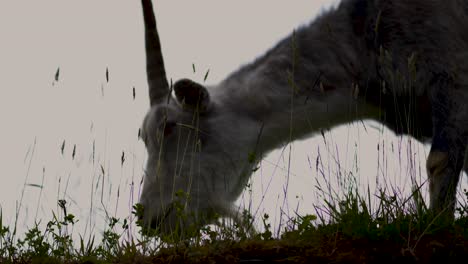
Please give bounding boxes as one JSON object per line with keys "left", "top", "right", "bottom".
{"left": 138, "top": 0, "right": 468, "bottom": 235}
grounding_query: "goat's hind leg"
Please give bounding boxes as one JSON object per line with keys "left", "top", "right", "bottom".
{"left": 426, "top": 73, "right": 468, "bottom": 222}
{"left": 464, "top": 147, "right": 468, "bottom": 178}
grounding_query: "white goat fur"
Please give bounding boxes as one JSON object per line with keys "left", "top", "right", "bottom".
{"left": 139, "top": 0, "right": 468, "bottom": 234}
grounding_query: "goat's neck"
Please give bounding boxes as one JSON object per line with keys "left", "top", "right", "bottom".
{"left": 212, "top": 16, "right": 378, "bottom": 157}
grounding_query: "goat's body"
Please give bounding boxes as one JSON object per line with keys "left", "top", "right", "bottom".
{"left": 139, "top": 0, "right": 468, "bottom": 234}
{"left": 217, "top": 0, "right": 467, "bottom": 142}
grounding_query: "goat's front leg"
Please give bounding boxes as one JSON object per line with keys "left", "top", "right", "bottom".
{"left": 426, "top": 72, "right": 468, "bottom": 222}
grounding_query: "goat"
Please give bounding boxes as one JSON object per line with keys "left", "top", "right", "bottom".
{"left": 138, "top": 0, "right": 468, "bottom": 235}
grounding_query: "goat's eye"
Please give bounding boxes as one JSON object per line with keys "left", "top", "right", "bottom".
{"left": 154, "top": 122, "right": 175, "bottom": 144}
{"left": 162, "top": 121, "right": 177, "bottom": 137}
{"left": 156, "top": 119, "right": 177, "bottom": 141}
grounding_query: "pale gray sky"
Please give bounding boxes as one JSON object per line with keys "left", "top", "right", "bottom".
{"left": 0, "top": 0, "right": 465, "bottom": 239}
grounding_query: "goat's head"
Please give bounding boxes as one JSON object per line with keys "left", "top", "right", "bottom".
{"left": 138, "top": 0, "right": 259, "bottom": 236}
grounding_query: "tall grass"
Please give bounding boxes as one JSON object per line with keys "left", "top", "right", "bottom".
{"left": 1, "top": 130, "right": 467, "bottom": 263}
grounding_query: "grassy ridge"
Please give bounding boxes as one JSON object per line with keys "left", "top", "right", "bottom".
{"left": 1, "top": 186, "right": 467, "bottom": 263}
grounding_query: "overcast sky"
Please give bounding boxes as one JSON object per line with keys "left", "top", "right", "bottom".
{"left": 0, "top": 0, "right": 465, "bottom": 239}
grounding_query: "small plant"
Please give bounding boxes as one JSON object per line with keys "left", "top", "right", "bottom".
{"left": 259, "top": 214, "right": 273, "bottom": 241}
{"left": 45, "top": 200, "right": 76, "bottom": 258}
{"left": 16, "top": 223, "right": 51, "bottom": 260}
{"left": 95, "top": 217, "right": 124, "bottom": 260}
{"left": 0, "top": 212, "right": 16, "bottom": 261}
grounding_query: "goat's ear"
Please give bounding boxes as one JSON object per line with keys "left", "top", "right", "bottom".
{"left": 174, "top": 79, "right": 210, "bottom": 112}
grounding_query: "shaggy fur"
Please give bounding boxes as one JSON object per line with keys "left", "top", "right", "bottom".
{"left": 139, "top": 0, "right": 468, "bottom": 235}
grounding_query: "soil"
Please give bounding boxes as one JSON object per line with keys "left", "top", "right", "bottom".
{"left": 149, "top": 228, "right": 467, "bottom": 264}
